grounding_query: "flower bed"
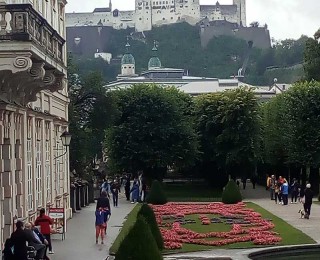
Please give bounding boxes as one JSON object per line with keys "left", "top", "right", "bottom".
{"left": 150, "top": 202, "right": 282, "bottom": 250}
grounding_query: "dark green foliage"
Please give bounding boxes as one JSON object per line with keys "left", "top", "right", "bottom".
{"left": 304, "top": 31, "right": 320, "bottom": 81}
{"left": 146, "top": 180, "right": 168, "bottom": 205}
{"left": 73, "top": 23, "right": 309, "bottom": 85}
{"left": 115, "top": 215, "right": 163, "bottom": 260}
{"left": 105, "top": 84, "right": 198, "bottom": 177}
{"left": 222, "top": 179, "right": 242, "bottom": 204}
{"left": 194, "top": 88, "right": 260, "bottom": 185}
{"left": 137, "top": 204, "right": 164, "bottom": 250}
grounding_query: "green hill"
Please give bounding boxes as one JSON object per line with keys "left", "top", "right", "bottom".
{"left": 72, "top": 23, "right": 309, "bottom": 86}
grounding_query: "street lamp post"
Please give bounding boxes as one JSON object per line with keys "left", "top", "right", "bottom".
{"left": 53, "top": 131, "right": 72, "bottom": 160}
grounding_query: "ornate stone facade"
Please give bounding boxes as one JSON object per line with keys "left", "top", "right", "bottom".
{"left": 0, "top": 0, "right": 69, "bottom": 248}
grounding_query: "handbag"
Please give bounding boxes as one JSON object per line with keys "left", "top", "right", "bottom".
{"left": 301, "top": 196, "right": 305, "bottom": 204}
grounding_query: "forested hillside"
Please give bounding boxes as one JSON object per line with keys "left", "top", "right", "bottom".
{"left": 73, "top": 23, "right": 309, "bottom": 86}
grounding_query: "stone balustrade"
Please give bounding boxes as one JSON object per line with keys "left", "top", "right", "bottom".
{"left": 0, "top": 4, "right": 65, "bottom": 65}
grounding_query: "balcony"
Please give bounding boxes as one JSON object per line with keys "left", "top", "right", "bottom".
{"left": 0, "top": 4, "right": 67, "bottom": 106}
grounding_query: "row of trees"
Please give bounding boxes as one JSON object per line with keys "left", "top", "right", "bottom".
{"left": 104, "top": 84, "right": 260, "bottom": 187}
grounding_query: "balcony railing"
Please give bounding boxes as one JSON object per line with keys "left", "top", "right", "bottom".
{"left": 0, "top": 4, "right": 65, "bottom": 65}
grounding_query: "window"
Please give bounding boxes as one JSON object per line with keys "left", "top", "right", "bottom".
{"left": 54, "top": 126, "right": 61, "bottom": 195}
{"left": 45, "top": 140, "right": 51, "bottom": 201}
{"left": 27, "top": 137, "right": 33, "bottom": 211}
{"left": 36, "top": 140, "right": 42, "bottom": 208}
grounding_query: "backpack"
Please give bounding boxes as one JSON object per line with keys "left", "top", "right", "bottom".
{"left": 3, "top": 238, "right": 14, "bottom": 260}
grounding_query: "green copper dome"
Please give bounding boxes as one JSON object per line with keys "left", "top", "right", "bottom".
{"left": 148, "top": 41, "right": 161, "bottom": 69}
{"left": 121, "top": 41, "right": 135, "bottom": 65}
{"left": 121, "top": 53, "right": 135, "bottom": 65}
{"left": 148, "top": 57, "right": 161, "bottom": 69}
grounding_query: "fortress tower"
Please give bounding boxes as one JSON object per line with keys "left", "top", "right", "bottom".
{"left": 233, "top": 0, "right": 246, "bottom": 26}
{"left": 135, "top": 0, "right": 152, "bottom": 31}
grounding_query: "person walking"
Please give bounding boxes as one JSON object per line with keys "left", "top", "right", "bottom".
{"left": 96, "top": 191, "right": 111, "bottom": 211}
{"left": 241, "top": 177, "right": 247, "bottom": 190}
{"left": 303, "top": 183, "right": 314, "bottom": 219}
{"left": 251, "top": 175, "right": 257, "bottom": 189}
{"left": 130, "top": 179, "right": 140, "bottom": 204}
{"left": 290, "top": 178, "right": 299, "bottom": 203}
{"left": 35, "top": 208, "right": 54, "bottom": 255}
{"left": 111, "top": 179, "right": 120, "bottom": 207}
{"left": 95, "top": 207, "right": 110, "bottom": 244}
{"left": 281, "top": 179, "right": 289, "bottom": 205}
{"left": 125, "top": 174, "right": 131, "bottom": 201}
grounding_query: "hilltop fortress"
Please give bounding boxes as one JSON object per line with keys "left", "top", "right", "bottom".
{"left": 66, "top": 0, "right": 247, "bottom": 31}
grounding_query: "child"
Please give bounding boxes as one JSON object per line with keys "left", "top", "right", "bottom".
{"left": 95, "top": 207, "right": 110, "bottom": 244}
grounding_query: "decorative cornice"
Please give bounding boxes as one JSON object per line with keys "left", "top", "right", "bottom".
{"left": 0, "top": 54, "right": 66, "bottom": 106}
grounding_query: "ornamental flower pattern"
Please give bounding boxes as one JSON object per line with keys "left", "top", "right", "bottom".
{"left": 150, "top": 202, "right": 281, "bottom": 250}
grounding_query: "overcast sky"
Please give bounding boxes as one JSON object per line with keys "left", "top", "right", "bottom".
{"left": 66, "top": 0, "right": 320, "bottom": 40}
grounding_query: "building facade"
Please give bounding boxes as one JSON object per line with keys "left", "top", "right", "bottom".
{"left": 66, "top": 0, "right": 247, "bottom": 32}
{"left": 0, "top": 0, "right": 70, "bottom": 248}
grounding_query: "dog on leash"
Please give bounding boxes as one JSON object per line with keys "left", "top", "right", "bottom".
{"left": 298, "top": 209, "right": 305, "bottom": 218}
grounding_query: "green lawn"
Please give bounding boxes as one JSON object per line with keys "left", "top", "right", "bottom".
{"left": 163, "top": 183, "right": 222, "bottom": 202}
{"left": 109, "top": 204, "right": 142, "bottom": 255}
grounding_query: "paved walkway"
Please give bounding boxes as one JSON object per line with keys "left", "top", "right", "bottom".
{"left": 50, "top": 194, "right": 135, "bottom": 260}
{"left": 49, "top": 184, "right": 320, "bottom": 260}
{"left": 241, "top": 183, "right": 320, "bottom": 243}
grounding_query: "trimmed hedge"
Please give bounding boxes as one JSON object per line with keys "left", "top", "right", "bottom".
{"left": 146, "top": 180, "right": 167, "bottom": 205}
{"left": 138, "top": 204, "right": 164, "bottom": 250}
{"left": 222, "top": 179, "right": 242, "bottom": 204}
{"left": 115, "top": 215, "right": 163, "bottom": 260}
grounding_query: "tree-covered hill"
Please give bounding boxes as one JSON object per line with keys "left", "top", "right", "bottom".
{"left": 72, "top": 22, "right": 309, "bottom": 86}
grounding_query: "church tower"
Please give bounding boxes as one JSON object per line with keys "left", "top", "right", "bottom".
{"left": 233, "top": 0, "right": 246, "bottom": 26}
{"left": 148, "top": 41, "right": 162, "bottom": 70}
{"left": 120, "top": 38, "right": 136, "bottom": 77}
{"left": 109, "top": 0, "right": 112, "bottom": 11}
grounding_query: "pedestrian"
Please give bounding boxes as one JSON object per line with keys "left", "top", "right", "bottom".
{"left": 241, "top": 177, "right": 247, "bottom": 190}
{"left": 111, "top": 179, "right": 120, "bottom": 207}
{"left": 281, "top": 179, "right": 289, "bottom": 205}
{"left": 130, "top": 179, "right": 140, "bottom": 204}
{"left": 125, "top": 174, "right": 131, "bottom": 201}
{"left": 251, "top": 175, "right": 257, "bottom": 189}
{"left": 10, "top": 221, "right": 38, "bottom": 260}
{"left": 35, "top": 208, "right": 54, "bottom": 255}
{"left": 96, "top": 191, "right": 111, "bottom": 212}
{"left": 266, "top": 174, "right": 271, "bottom": 190}
{"left": 24, "top": 222, "right": 46, "bottom": 260}
{"left": 95, "top": 207, "right": 110, "bottom": 244}
{"left": 290, "top": 178, "right": 299, "bottom": 204}
{"left": 32, "top": 224, "right": 50, "bottom": 260}
{"left": 269, "top": 175, "right": 276, "bottom": 200}
{"left": 302, "top": 183, "right": 313, "bottom": 219}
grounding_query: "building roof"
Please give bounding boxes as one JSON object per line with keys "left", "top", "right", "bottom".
{"left": 93, "top": 7, "right": 111, "bottom": 13}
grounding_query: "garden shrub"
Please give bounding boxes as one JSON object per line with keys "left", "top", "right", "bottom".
{"left": 222, "top": 179, "right": 242, "bottom": 204}
{"left": 138, "top": 204, "right": 164, "bottom": 250}
{"left": 115, "top": 215, "right": 163, "bottom": 260}
{"left": 146, "top": 180, "right": 167, "bottom": 205}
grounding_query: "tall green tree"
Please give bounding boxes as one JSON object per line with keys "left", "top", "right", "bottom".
{"left": 195, "top": 87, "right": 259, "bottom": 184}
{"left": 68, "top": 60, "right": 116, "bottom": 176}
{"left": 304, "top": 29, "right": 320, "bottom": 81}
{"left": 105, "top": 84, "right": 198, "bottom": 179}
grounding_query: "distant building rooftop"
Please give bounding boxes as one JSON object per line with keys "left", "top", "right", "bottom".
{"left": 93, "top": 7, "right": 111, "bottom": 13}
